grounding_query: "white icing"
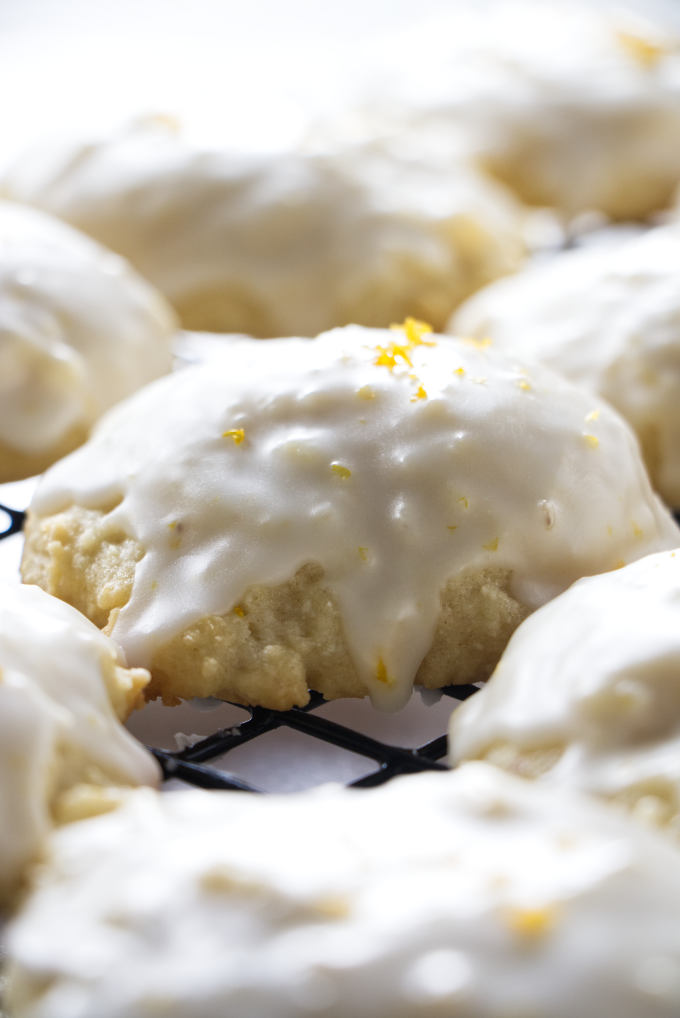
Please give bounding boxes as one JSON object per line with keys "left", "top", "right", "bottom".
{"left": 316, "top": 3, "right": 680, "bottom": 218}
{"left": 450, "top": 549, "right": 680, "bottom": 821}
{"left": 28, "top": 325, "right": 679, "bottom": 709}
{"left": 451, "top": 222, "right": 680, "bottom": 506}
{"left": 0, "top": 199, "right": 176, "bottom": 458}
{"left": 0, "top": 581, "right": 159, "bottom": 906}
{"left": 7, "top": 765, "right": 680, "bottom": 1017}
{"left": 0, "top": 118, "right": 523, "bottom": 336}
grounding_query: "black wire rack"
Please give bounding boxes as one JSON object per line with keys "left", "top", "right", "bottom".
{"left": 0, "top": 501, "right": 478, "bottom": 793}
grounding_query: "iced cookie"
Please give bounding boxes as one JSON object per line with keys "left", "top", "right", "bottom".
{"left": 327, "top": 3, "right": 680, "bottom": 219}
{"left": 449, "top": 549, "right": 680, "bottom": 837}
{"left": 0, "top": 581, "right": 159, "bottom": 910}
{"left": 19, "top": 323, "right": 679, "bottom": 711}
{"left": 7, "top": 764, "right": 680, "bottom": 1017}
{"left": 0, "top": 200, "right": 176, "bottom": 481}
{"left": 451, "top": 223, "right": 680, "bottom": 506}
{"left": 0, "top": 117, "right": 523, "bottom": 335}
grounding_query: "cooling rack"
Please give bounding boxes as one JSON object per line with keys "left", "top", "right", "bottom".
{"left": 0, "top": 501, "right": 478, "bottom": 793}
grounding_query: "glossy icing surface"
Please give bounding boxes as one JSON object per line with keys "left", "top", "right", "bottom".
{"left": 27, "top": 324, "right": 680, "bottom": 709}
{"left": 322, "top": 3, "right": 680, "bottom": 218}
{"left": 450, "top": 549, "right": 680, "bottom": 831}
{"left": 0, "top": 199, "right": 175, "bottom": 461}
{"left": 0, "top": 118, "right": 523, "bottom": 335}
{"left": 452, "top": 223, "right": 680, "bottom": 505}
{"left": 7, "top": 764, "right": 680, "bottom": 1017}
{"left": 0, "top": 582, "right": 159, "bottom": 907}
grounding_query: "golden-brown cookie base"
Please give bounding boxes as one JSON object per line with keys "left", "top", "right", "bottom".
{"left": 22, "top": 504, "right": 530, "bottom": 711}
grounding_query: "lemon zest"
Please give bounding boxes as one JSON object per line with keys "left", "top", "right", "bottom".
{"left": 616, "top": 29, "right": 665, "bottom": 69}
{"left": 223, "top": 428, "right": 246, "bottom": 445}
{"left": 375, "top": 657, "right": 394, "bottom": 686}
{"left": 505, "top": 905, "right": 557, "bottom": 940}
{"left": 390, "top": 316, "right": 435, "bottom": 347}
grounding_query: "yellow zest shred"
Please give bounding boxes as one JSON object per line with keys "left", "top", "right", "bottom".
{"left": 411, "top": 385, "right": 428, "bottom": 402}
{"left": 447, "top": 525, "right": 458, "bottom": 532}
{"left": 483, "top": 537, "right": 499, "bottom": 552}
{"left": 233, "top": 603, "right": 246, "bottom": 617}
{"left": 505, "top": 905, "right": 557, "bottom": 940}
{"left": 223, "top": 428, "right": 246, "bottom": 445}
{"left": 607, "top": 524, "right": 613, "bottom": 537}
{"left": 585, "top": 409, "right": 600, "bottom": 423}
{"left": 376, "top": 318, "right": 436, "bottom": 373}
{"left": 358, "top": 385, "right": 376, "bottom": 400}
{"left": 517, "top": 378, "right": 531, "bottom": 392}
{"left": 375, "top": 656, "right": 394, "bottom": 686}
{"left": 373, "top": 341, "right": 413, "bottom": 371}
{"left": 632, "top": 521, "right": 643, "bottom": 539}
{"left": 583, "top": 433, "right": 599, "bottom": 449}
{"left": 454, "top": 367, "right": 466, "bottom": 377}
{"left": 358, "top": 546, "right": 369, "bottom": 561}
{"left": 616, "top": 29, "right": 665, "bottom": 68}
{"left": 390, "top": 316, "right": 435, "bottom": 347}
{"left": 458, "top": 495, "right": 469, "bottom": 509}
{"left": 331, "top": 463, "right": 352, "bottom": 479}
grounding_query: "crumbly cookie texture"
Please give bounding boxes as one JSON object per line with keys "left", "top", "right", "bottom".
{"left": 0, "top": 199, "right": 176, "bottom": 482}
{"left": 0, "top": 581, "right": 159, "bottom": 911}
{"left": 321, "top": 3, "right": 680, "bottom": 220}
{"left": 450, "top": 549, "right": 680, "bottom": 837}
{"left": 7, "top": 764, "right": 680, "bottom": 1018}
{"left": 451, "top": 223, "right": 680, "bottom": 506}
{"left": 20, "top": 324, "right": 679, "bottom": 711}
{"left": 0, "top": 117, "right": 524, "bottom": 336}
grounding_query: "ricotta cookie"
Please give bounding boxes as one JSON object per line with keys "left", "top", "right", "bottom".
{"left": 7, "top": 764, "right": 680, "bottom": 1017}
{"left": 19, "top": 324, "right": 679, "bottom": 711}
{"left": 451, "top": 223, "right": 680, "bottom": 506}
{"left": 0, "top": 581, "right": 159, "bottom": 910}
{"left": 450, "top": 550, "right": 680, "bottom": 837}
{"left": 0, "top": 200, "right": 176, "bottom": 482}
{"left": 0, "top": 117, "right": 524, "bottom": 335}
{"left": 330, "top": 3, "right": 680, "bottom": 220}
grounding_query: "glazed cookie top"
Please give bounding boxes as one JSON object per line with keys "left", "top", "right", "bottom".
{"left": 7, "top": 764, "right": 680, "bottom": 1018}
{"left": 0, "top": 199, "right": 175, "bottom": 467}
{"left": 451, "top": 223, "right": 680, "bottom": 505}
{"left": 0, "top": 581, "right": 159, "bottom": 909}
{"left": 325, "top": 2, "right": 680, "bottom": 219}
{"left": 449, "top": 549, "right": 680, "bottom": 832}
{"left": 28, "top": 324, "right": 679, "bottom": 709}
{"left": 0, "top": 118, "right": 523, "bottom": 335}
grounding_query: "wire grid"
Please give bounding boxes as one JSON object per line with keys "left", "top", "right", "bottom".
{"left": 0, "top": 502, "right": 478, "bottom": 793}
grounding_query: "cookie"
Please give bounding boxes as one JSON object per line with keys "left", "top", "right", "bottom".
{"left": 7, "top": 764, "right": 680, "bottom": 1017}
{"left": 0, "top": 581, "right": 159, "bottom": 910}
{"left": 20, "top": 324, "right": 679, "bottom": 711}
{"left": 326, "top": 3, "right": 680, "bottom": 219}
{"left": 450, "top": 548, "right": 680, "bottom": 837}
{"left": 451, "top": 223, "right": 680, "bottom": 506}
{"left": 0, "top": 117, "right": 524, "bottom": 335}
{"left": 0, "top": 200, "right": 176, "bottom": 481}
